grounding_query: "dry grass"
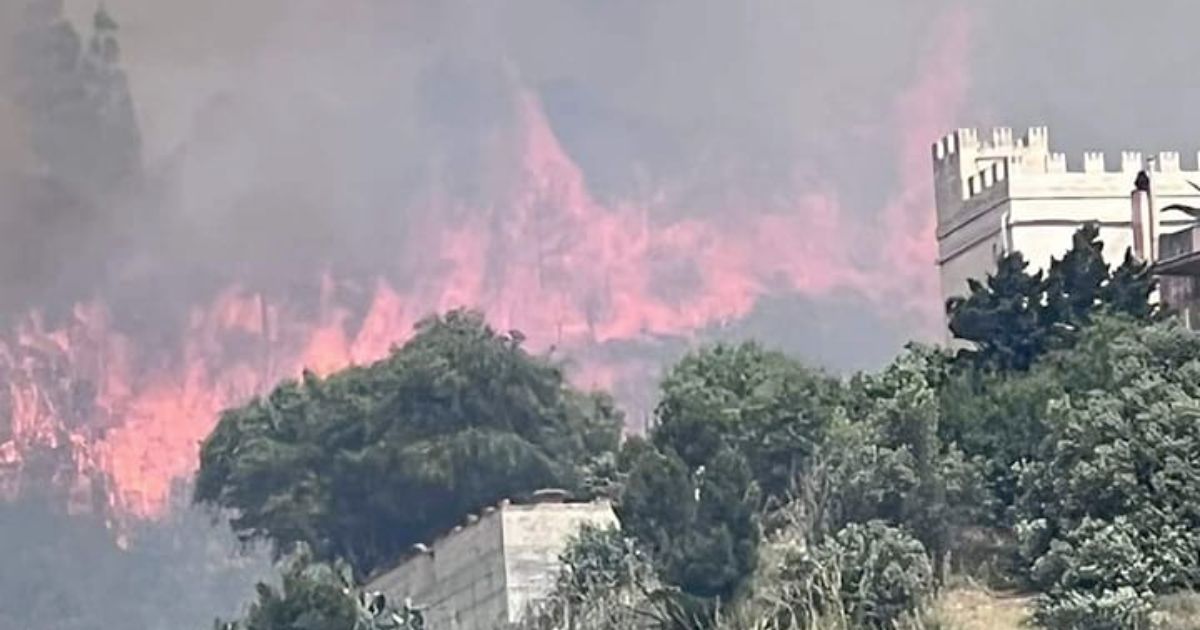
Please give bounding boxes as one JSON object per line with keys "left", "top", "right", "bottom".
{"left": 1153, "top": 592, "right": 1200, "bottom": 630}
{"left": 931, "top": 583, "right": 1032, "bottom": 630}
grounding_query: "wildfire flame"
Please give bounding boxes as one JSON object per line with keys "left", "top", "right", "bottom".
{"left": 0, "top": 8, "right": 972, "bottom": 520}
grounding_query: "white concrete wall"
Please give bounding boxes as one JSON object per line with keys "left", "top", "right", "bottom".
{"left": 366, "top": 499, "right": 618, "bottom": 630}
{"left": 500, "top": 501, "right": 619, "bottom": 623}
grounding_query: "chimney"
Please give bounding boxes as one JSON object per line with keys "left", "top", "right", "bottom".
{"left": 1132, "top": 169, "right": 1157, "bottom": 261}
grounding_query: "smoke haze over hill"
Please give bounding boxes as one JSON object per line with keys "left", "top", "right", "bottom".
{"left": 5, "top": 0, "right": 1200, "bottom": 626}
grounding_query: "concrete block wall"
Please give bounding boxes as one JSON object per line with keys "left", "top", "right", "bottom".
{"left": 369, "top": 508, "right": 508, "bottom": 630}
{"left": 366, "top": 496, "right": 618, "bottom": 630}
{"left": 500, "top": 501, "right": 619, "bottom": 623}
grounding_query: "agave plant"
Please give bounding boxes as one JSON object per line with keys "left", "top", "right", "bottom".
{"left": 216, "top": 549, "right": 426, "bottom": 630}
{"left": 354, "top": 589, "right": 425, "bottom": 630}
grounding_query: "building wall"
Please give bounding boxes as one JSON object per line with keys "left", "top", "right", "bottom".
{"left": 933, "top": 127, "right": 1200, "bottom": 316}
{"left": 1157, "top": 225, "right": 1200, "bottom": 330}
{"left": 366, "top": 499, "right": 618, "bottom": 630}
{"left": 500, "top": 501, "right": 620, "bottom": 622}
{"left": 369, "top": 508, "right": 509, "bottom": 630}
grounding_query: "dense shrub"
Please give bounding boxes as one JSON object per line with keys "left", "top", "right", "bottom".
{"left": 827, "top": 522, "right": 934, "bottom": 628}
{"left": 1031, "top": 586, "right": 1154, "bottom": 630}
{"left": 556, "top": 524, "right": 650, "bottom": 605}
{"left": 1015, "top": 319, "right": 1200, "bottom": 627}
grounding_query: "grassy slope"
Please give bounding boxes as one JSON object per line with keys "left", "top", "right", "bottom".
{"left": 933, "top": 586, "right": 1032, "bottom": 630}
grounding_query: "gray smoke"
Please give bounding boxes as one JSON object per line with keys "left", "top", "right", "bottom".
{"left": 52, "top": 0, "right": 953, "bottom": 303}
{"left": 3, "top": 0, "right": 1197, "bottom": 346}
{"left": 6, "top": 1, "right": 1200, "bottom": 626}
{"left": 0, "top": 490, "right": 273, "bottom": 630}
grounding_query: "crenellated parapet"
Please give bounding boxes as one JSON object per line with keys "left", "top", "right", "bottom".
{"left": 933, "top": 126, "right": 1200, "bottom": 229}
{"left": 932, "top": 125, "right": 1200, "bottom": 332}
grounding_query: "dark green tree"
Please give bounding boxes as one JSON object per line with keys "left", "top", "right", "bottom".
{"left": 947, "top": 224, "right": 1157, "bottom": 371}
{"left": 1015, "top": 317, "right": 1200, "bottom": 625}
{"left": 938, "top": 365, "right": 1061, "bottom": 525}
{"left": 939, "top": 228, "right": 1157, "bottom": 529}
{"left": 1042, "top": 223, "right": 1109, "bottom": 339}
{"left": 194, "top": 309, "right": 623, "bottom": 577}
{"left": 946, "top": 252, "right": 1047, "bottom": 371}
{"left": 611, "top": 342, "right": 842, "bottom": 623}
{"left": 1100, "top": 249, "right": 1157, "bottom": 321}
{"left": 651, "top": 342, "right": 844, "bottom": 503}
{"left": 617, "top": 444, "right": 759, "bottom": 624}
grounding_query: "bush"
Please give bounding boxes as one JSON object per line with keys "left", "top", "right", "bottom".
{"left": 1010, "top": 319, "right": 1200, "bottom": 627}
{"left": 829, "top": 522, "right": 935, "bottom": 628}
{"left": 1031, "top": 587, "right": 1154, "bottom": 630}
{"left": 1023, "top": 517, "right": 1199, "bottom": 630}
{"left": 556, "top": 524, "right": 650, "bottom": 605}
{"left": 515, "top": 525, "right": 662, "bottom": 630}
{"left": 194, "top": 310, "right": 623, "bottom": 576}
{"left": 723, "top": 520, "right": 933, "bottom": 630}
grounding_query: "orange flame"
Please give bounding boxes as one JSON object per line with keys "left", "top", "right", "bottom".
{"left": 0, "top": 8, "right": 972, "bottom": 519}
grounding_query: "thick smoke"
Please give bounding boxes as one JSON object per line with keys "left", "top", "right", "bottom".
{"left": 0, "top": 492, "right": 273, "bottom": 629}
{"left": 39, "top": 0, "right": 957, "bottom": 344}
{"left": 970, "top": 1, "right": 1200, "bottom": 157}
{"left": 6, "top": 1, "right": 1200, "bottom": 626}
{"left": 7, "top": 0, "right": 1200, "bottom": 354}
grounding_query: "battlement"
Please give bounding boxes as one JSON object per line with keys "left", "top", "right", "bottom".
{"left": 934, "top": 126, "right": 1199, "bottom": 178}
{"left": 933, "top": 126, "right": 1200, "bottom": 226}
{"left": 932, "top": 126, "right": 1050, "bottom": 162}
{"left": 933, "top": 126, "right": 1200, "bottom": 334}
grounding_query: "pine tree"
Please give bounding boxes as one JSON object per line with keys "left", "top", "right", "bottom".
{"left": 1102, "top": 249, "right": 1158, "bottom": 321}
{"left": 946, "top": 252, "right": 1047, "bottom": 371}
{"left": 12, "top": 1, "right": 141, "bottom": 198}
{"left": 79, "top": 4, "right": 142, "bottom": 194}
{"left": 947, "top": 224, "right": 1158, "bottom": 371}
{"left": 1043, "top": 223, "right": 1109, "bottom": 336}
{"left": 13, "top": 0, "right": 87, "bottom": 182}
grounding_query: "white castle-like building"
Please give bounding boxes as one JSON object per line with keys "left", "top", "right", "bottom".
{"left": 933, "top": 126, "right": 1200, "bottom": 325}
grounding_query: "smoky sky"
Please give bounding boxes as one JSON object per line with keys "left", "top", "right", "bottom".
{"left": 6, "top": 3, "right": 1200, "bottom": 625}
{"left": 970, "top": 1, "right": 1200, "bottom": 161}
{"left": 6, "top": 0, "right": 1200, "bottom": 364}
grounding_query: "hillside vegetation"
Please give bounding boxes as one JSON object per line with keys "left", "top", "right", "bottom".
{"left": 204, "top": 224, "right": 1200, "bottom": 629}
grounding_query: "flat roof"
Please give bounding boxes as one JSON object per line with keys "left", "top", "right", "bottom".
{"left": 1154, "top": 251, "right": 1200, "bottom": 276}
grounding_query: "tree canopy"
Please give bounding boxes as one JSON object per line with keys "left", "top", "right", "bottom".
{"left": 194, "top": 309, "right": 623, "bottom": 577}
{"left": 198, "top": 225, "right": 1197, "bottom": 629}
{"left": 1014, "top": 318, "right": 1200, "bottom": 626}
{"left": 650, "top": 342, "right": 845, "bottom": 502}
{"left": 613, "top": 342, "right": 845, "bottom": 619}
{"left": 946, "top": 223, "right": 1156, "bottom": 371}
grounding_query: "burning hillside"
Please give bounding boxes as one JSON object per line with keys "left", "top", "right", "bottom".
{"left": 0, "top": 2, "right": 971, "bottom": 519}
